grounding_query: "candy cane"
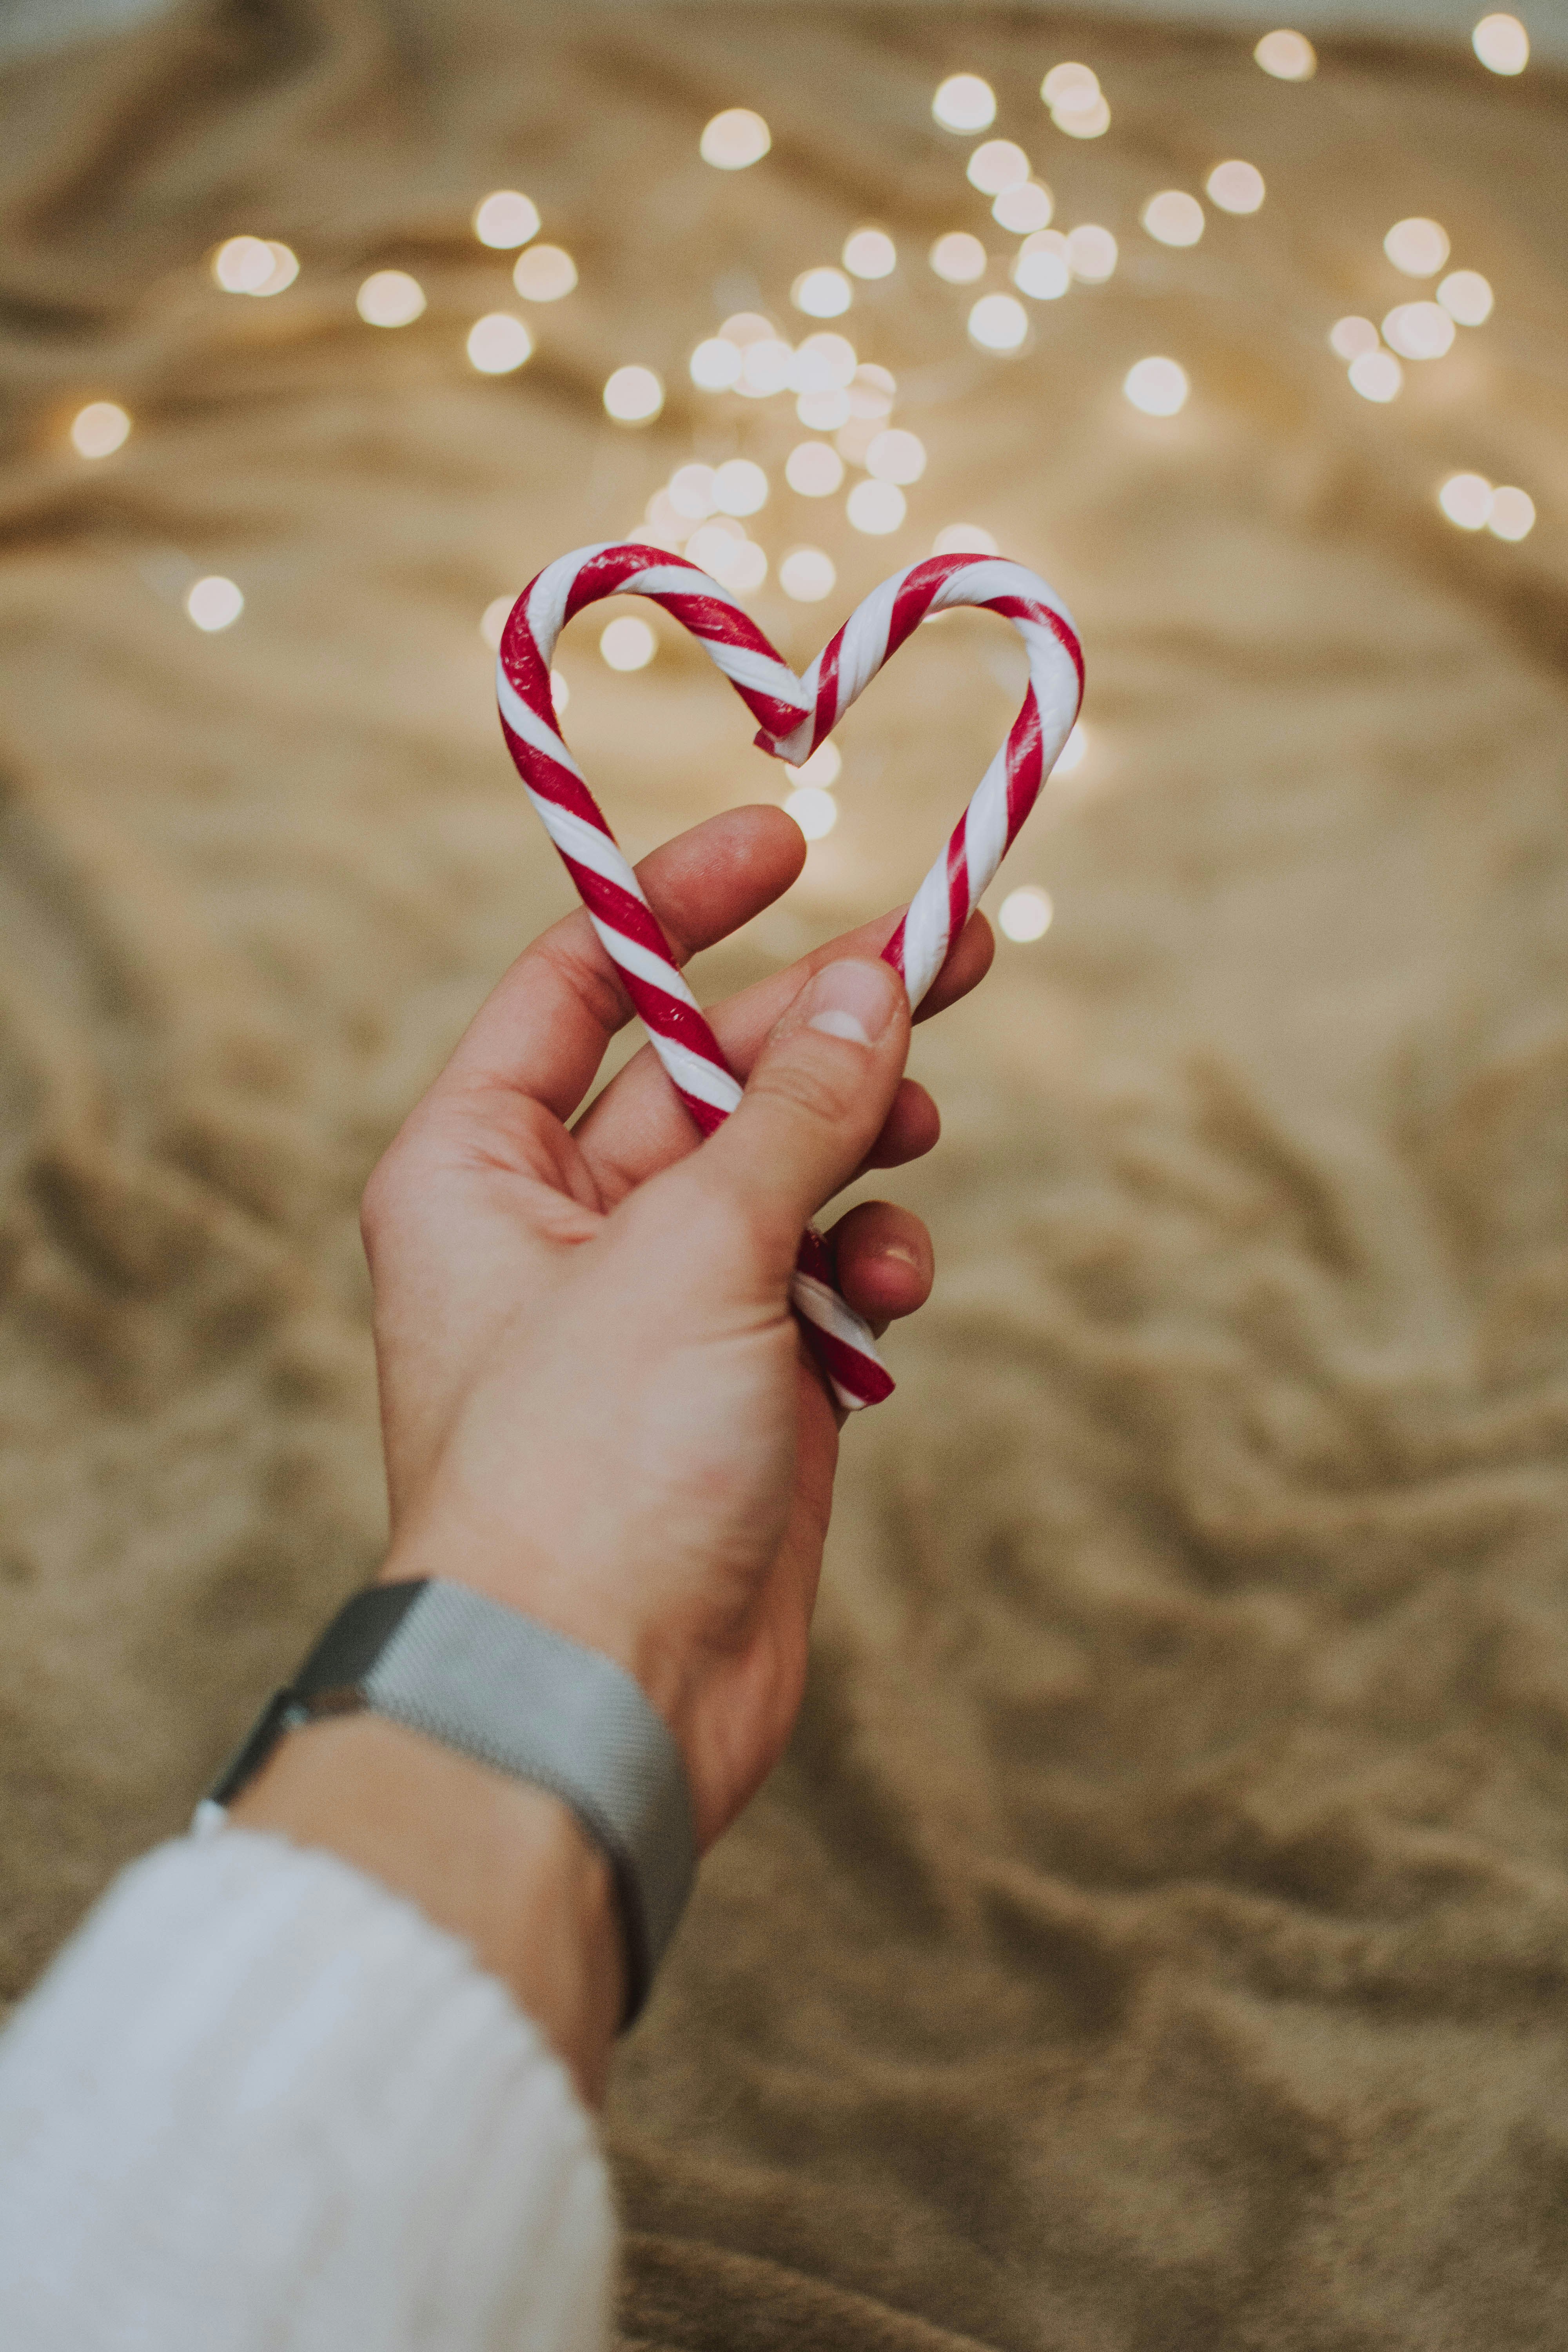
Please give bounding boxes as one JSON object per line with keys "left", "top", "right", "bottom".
{"left": 497, "top": 543, "right": 1083, "bottom": 1410}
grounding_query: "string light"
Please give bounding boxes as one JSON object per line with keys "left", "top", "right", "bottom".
{"left": 601, "top": 617, "right": 656, "bottom": 670}
{"left": 792, "top": 267, "right": 851, "bottom": 317}
{"left": 786, "top": 441, "right": 845, "bottom": 495}
{"left": 1206, "top": 160, "right": 1266, "bottom": 214}
{"left": 1348, "top": 348, "right": 1402, "bottom": 401}
{"left": 721, "top": 312, "right": 777, "bottom": 345}
{"left": 473, "top": 192, "right": 539, "bottom": 249}
{"left": 212, "top": 237, "right": 297, "bottom": 296}
{"left": 798, "top": 388, "right": 851, "bottom": 430}
{"left": 998, "top": 886, "right": 1053, "bottom": 941}
{"left": 847, "top": 479, "right": 906, "bottom": 533}
{"left": 843, "top": 229, "right": 897, "bottom": 279}
{"left": 780, "top": 546, "right": 837, "bottom": 601}
{"left": 1438, "top": 473, "right": 1493, "bottom": 528}
{"left": 931, "top": 232, "right": 988, "bottom": 285}
{"left": 969, "top": 293, "right": 1028, "bottom": 350}
{"left": 1489, "top": 486, "right": 1535, "bottom": 541}
{"left": 738, "top": 339, "right": 793, "bottom": 397}
{"left": 852, "top": 361, "right": 895, "bottom": 410}
{"left": 603, "top": 365, "right": 662, "bottom": 421}
{"left": 1124, "top": 357, "right": 1189, "bottom": 415}
{"left": 513, "top": 245, "right": 576, "bottom": 300}
{"left": 786, "top": 742, "right": 842, "bottom": 787}
{"left": 793, "top": 332, "right": 858, "bottom": 394}
{"left": 1254, "top": 29, "right": 1316, "bottom": 78}
{"left": 993, "top": 184, "right": 1054, "bottom": 234}
{"left": 669, "top": 463, "right": 718, "bottom": 518}
{"left": 1065, "top": 225, "right": 1118, "bottom": 283}
{"left": 468, "top": 314, "right": 532, "bottom": 374}
{"left": 967, "top": 140, "right": 1030, "bottom": 196}
{"left": 1329, "top": 316, "right": 1379, "bottom": 359}
{"left": 186, "top": 576, "right": 243, "bottom": 632}
{"left": 357, "top": 270, "right": 425, "bottom": 327}
{"left": 1385, "top": 217, "right": 1450, "bottom": 277}
{"left": 69, "top": 401, "right": 130, "bottom": 458}
{"left": 690, "top": 337, "right": 742, "bottom": 390}
{"left": 784, "top": 785, "right": 838, "bottom": 839}
{"left": 1472, "top": 13, "right": 1528, "bottom": 73}
{"left": 1013, "top": 231, "right": 1071, "bottom": 299}
{"left": 933, "top": 75, "right": 996, "bottom": 133}
{"left": 866, "top": 428, "right": 926, "bottom": 484}
{"left": 1383, "top": 301, "right": 1455, "bottom": 359}
{"left": 1437, "top": 269, "right": 1493, "bottom": 325}
{"left": 700, "top": 109, "right": 770, "bottom": 168}
{"left": 1142, "top": 191, "right": 1205, "bottom": 247}
{"left": 1042, "top": 63, "right": 1110, "bottom": 138}
{"left": 712, "top": 457, "right": 768, "bottom": 515}
{"left": 933, "top": 523, "right": 998, "bottom": 555}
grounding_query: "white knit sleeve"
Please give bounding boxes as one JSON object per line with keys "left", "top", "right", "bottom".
{"left": 0, "top": 1828, "right": 615, "bottom": 2352}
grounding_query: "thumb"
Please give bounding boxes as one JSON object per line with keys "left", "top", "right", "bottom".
{"left": 686, "top": 957, "right": 911, "bottom": 1269}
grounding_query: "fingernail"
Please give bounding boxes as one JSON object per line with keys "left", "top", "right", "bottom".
{"left": 806, "top": 959, "right": 898, "bottom": 1047}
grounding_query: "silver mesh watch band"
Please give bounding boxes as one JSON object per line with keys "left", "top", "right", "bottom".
{"left": 202, "top": 1578, "right": 696, "bottom": 2025}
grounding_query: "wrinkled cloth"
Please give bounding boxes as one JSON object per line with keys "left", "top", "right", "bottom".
{"left": 2, "top": 5, "right": 1567, "bottom": 2348}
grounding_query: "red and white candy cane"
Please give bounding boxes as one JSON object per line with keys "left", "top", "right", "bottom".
{"left": 497, "top": 542, "right": 1083, "bottom": 1411}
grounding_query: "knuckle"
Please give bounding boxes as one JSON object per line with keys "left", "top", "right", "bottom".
{"left": 752, "top": 1049, "right": 857, "bottom": 1134}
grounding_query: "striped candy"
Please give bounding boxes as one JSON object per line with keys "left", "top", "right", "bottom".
{"left": 497, "top": 542, "right": 1083, "bottom": 1410}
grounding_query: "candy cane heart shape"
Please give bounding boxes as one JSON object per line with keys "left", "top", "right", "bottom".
{"left": 496, "top": 541, "right": 1084, "bottom": 1411}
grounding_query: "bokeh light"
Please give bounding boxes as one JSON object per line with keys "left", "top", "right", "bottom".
{"left": 933, "top": 523, "right": 998, "bottom": 555}
{"left": 785, "top": 786, "right": 838, "bottom": 839}
{"left": 1348, "top": 348, "right": 1403, "bottom": 401}
{"left": 1473, "top": 13, "right": 1528, "bottom": 73}
{"left": 213, "top": 237, "right": 297, "bottom": 296}
{"left": 931, "top": 232, "right": 988, "bottom": 285}
{"left": 786, "top": 441, "right": 845, "bottom": 496}
{"left": 843, "top": 229, "right": 896, "bottom": 279}
{"left": 186, "top": 576, "right": 243, "bottom": 632}
{"left": 1054, "top": 722, "right": 1088, "bottom": 776}
{"left": 738, "top": 338, "right": 794, "bottom": 397}
{"left": 799, "top": 388, "right": 851, "bottom": 430}
{"left": 473, "top": 191, "right": 539, "bottom": 249}
{"left": 780, "top": 546, "right": 837, "bottom": 601}
{"left": 1065, "top": 225, "right": 1118, "bottom": 282}
{"left": 1488, "top": 486, "right": 1535, "bottom": 541}
{"left": 1142, "top": 191, "right": 1205, "bottom": 247}
{"left": 998, "top": 886, "right": 1053, "bottom": 941}
{"left": 933, "top": 74, "right": 996, "bottom": 132}
{"left": 792, "top": 267, "right": 851, "bottom": 317}
{"left": 866, "top": 428, "right": 926, "bottom": 484}
{"left": 357, "top": 270, "right": 425, "bottom": 327}
{"left": 690, "top": 337, "right": 742, "bottom": 390}
{"left": 967, "top": 140, "right": 1030, "bottom": 196}
{"left": 552, "top": 670, "right": 570, "bottom": 714}
{"left": 468, "top": 314, "right": 532, "bottom": 374}
{"left": 1042, "top": 63, "right": 1109, "bottom": 137}
{"left": 993, "top": 183, "right": 1054, "bottom": 234}
{"left": 969, "top": 293, "right": 1029, "bottom": 351}
{"left": 1329, "top": 316, "right": 1379, "bottom": 359}
{"left": 1013, "top": 231, "right": 1071, "bottom": 299}
{"left": 713, "top": 457, "right": 768, "bottom": 515}
{"left": 1437, "top": 269, "right": 1493, "bottom": 325}
{"left": 700, "top": 109, "right": 770, "bottom": 168}
{"left": 603, "top": 365, "right": 662, "bottom": 421}
{"left": 1206, "top": 160, "right": 1266, "bottom": 214}
{"left": 669, "top": 463, "right": 718, "bottom": 518}
{"left": 601, "top": 616, "right": 656, "bottom": 670}
{"left": 1254, "top": 29, "right": 1316, "bottom": 78}
{"left": 1383, "top": 301, "right": 1455, "bottom": 359}
{"left": 793, "top": 332, "right": 858, "bottom": 394}
{"left": 513, "top": 245, "right": 576, "bottom": 300}
{"left": 1123, "top": 356, "right": 1189, "bottom": 415}
{"left": 69, "top": 401, "right": 130, "bottom": 458}
{"left": 1438, "top": 473, "right": 1493, "bottom": 529}
{"left": 786, "top": 742, "right": 842, "bottom": 787}
{"left": 479, "top": 595, "right": 514, "bottom": 651}
{"left": 1385, "top": 217, "right": 1450, "bottom": 277}
{"left": 847, "top": 479, "right": 907, "bottom": 534}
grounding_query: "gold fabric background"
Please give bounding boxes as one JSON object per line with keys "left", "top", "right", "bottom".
{"left": 2, "top": 4, "right": 1567, "bottom": 2344}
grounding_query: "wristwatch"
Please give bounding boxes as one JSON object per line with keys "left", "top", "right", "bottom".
{"left": 199, "top": 1577, "right": 696, "bottom": 2026}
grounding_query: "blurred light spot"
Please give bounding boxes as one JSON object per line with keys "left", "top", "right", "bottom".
{"left": 931, "top": 232, "right": 987, "bottom": 284}
{"left": 851, "top": 361, "right": 896, "bottom": 410}
{"left": 1206, "top": 160, "right": 1266, "bottom": 213}
{"left": 836, "top": 416, "right": 879, "bottom": 467}
{"left": 1438, "top": 269, "right": 1493, "bottom": 325}
{"left": 1438, "top": 472, "right": 1493, "bottom": 529}
{"left": 686, "top": 523, "right": 766, "bottom": 590}
{"left": 1348, "top": 348, "right": 1403, "bottom": 401}
{"left": 1385, "top": 216, "right": 1450, "bottom": 277}
{"left": 792, "top": 332, "right": 858, "bottom": 393}
{"left": 551, "top": 670, "right": 570, "bottom": 713}
{"left": 969, "top": 292, "right": 1029, "bottom": 350}
{"left": 643, "top": 488, "right": 687, "bottom": 544}
{"left": 793, "top": 267, "right": 852, "bottom": 318}
{"left": 1054, "top": 96, "right": 1110, "bottom": 138}
{"left": 1041, "top": 62, "right": 1099, "bottom": 108}
{"left": 994, "top": 182, "right": 1054, "bottom": 234}
{"left": 1489, "top": 485, "right": 1535, "bottom": 541}
{"left": 967, "top": 139, "right": 1030, "bottom": 195}
{"left": 1383, "top": 300, "right": 1455, "bottom": 359}
{"left": 187, "top": 575, "right": 243, "bottom": 632}
{"left": 690, "top": 337, "right": 742, "bottom": 390}
{"left": 669, "top": 463, "right": 718, "bottom": 519}
{"left": 474, "top": 191, "right": 539, "bottom": 249}
{"left": 785, "top": 786, "right": 838, "bottom": 840}
{"left": 480, "top": 595, "right": 514, "bottom": 650}
{"left": 780, "top": 546, "right": 837, "bottom": 602}
{"left": 514, "top": 245, "right": 576, "bottom": 300}
{"left": 358, "top": 269, "right": 425, "bottom": 326}
{"left": 1254, "top": 29, "right": 1316, "bottom": 78}
{"left": 253, "top": 243, "right": 299, "bottom": 296}
{"left": 1142, "top": 190, "right": 1205, "bottom": 247}
{"left": 999, "top": 886, "right": 1053, "bottom": 941}
{"left": 700, "top": 109, "right": 770, "bottom": 168}
{"left": 798, "top": 388, "right": 851, "bottom": 429}
{"left": 738, "top": 338, "right": 794, "bottom": 397}
{"left": 214, "top": 236, "right": 296, "bottom": 294}
{"left": 1013, "top": 230, "right": 1071, "bottom": 299}
{"left": 866, "top": 428, "right": 925, "bottom": 484}
{"left": 1123, "top": 356, "right": 1189, "bottom": 415}
{"left": 848, "top": 479, "right": 907, "bottom": 534}
{"left": 933, "top": 522, "right": 998, "bottom": 555}
{"left": 1065, "top": 224, "right": 1118, "bottom": 281}
{"left": 1473, "top": 13, "right": 1528, "bottom": 72}
{"left": 933, "top": 74, "right": 996, "bottom": 132}
{"left": 843, "top": 228, "right": 897, "bottom": 279}
{"left": 786, "top": 441, "right": 844, "bottom": 496}
{"left": 786, "top": 740, "right": 842, "bottom": 786}
{"left": 721, "top": 312, "right": 779, "bottom": 345}
{"left": 724, "top": 540, "right": 768, "bottom": 590}
{"left": 1329, "top": 315, "right": 1379, "bottom": 359}
{"left": 601, "top": 616, "right": 656, "bottom": 670}
{"left": 713, "top": 457, "right": 768, "bottom": 515}
{"left": 70, "top": 401, "right": 130, "bottom": 458}
{"left": 604, "top": 364, "right": 662, "bottom": 421}
{"left": 468, "top": 314, "right": 532, "bottom": 373}
{"left": 1054, "top": 722, "right": 1088, "bottom": 775}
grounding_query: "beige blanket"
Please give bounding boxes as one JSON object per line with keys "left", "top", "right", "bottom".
{"left": 3, "top": 4, "right": 1567, "bottom": 2343}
